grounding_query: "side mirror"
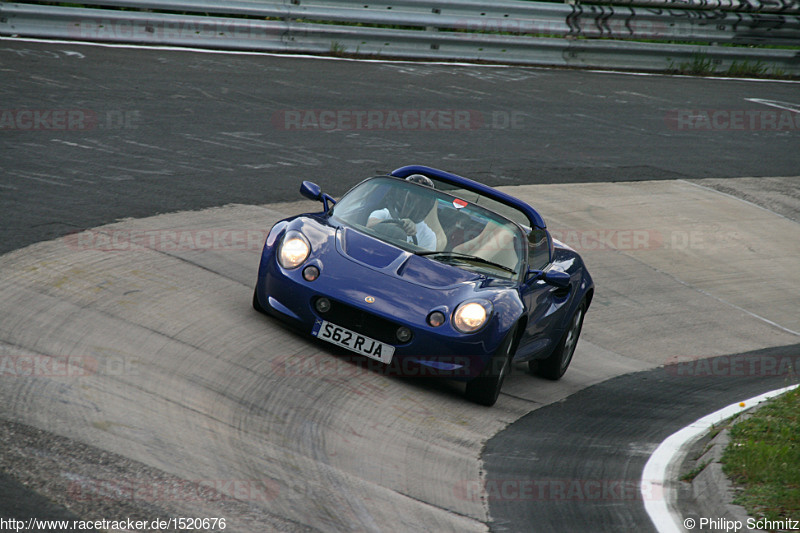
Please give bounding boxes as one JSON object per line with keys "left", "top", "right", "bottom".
{"left": 300, "top": 181, "right": 336, "bottom": 212}
{"left": 525, "top": 269, "right": 570, "bottom": 288}
{"left": 543, "top": 270, "right": 571, "bottom": 288}
{"left": 300, "top": 181, "right": 322, "bottom": 201}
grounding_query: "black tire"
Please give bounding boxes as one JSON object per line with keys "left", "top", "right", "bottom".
{"left": 533, "top": 299, "right": 586, "bottom": 380}
{"left": 252, "top": 287, "right": 267, "bottom": 314}
{"left": 465, "top": 326, "right": 517, "bottom": 407}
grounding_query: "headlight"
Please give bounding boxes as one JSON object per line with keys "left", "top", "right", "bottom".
{"left": 452, "top": 301, "right": 492, "bottom": 334}
{"left": 278, "top": 231, "right": 310, "bottom": 269}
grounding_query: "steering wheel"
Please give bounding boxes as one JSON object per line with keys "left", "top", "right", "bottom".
{"left": 373, "top": 219, "right": 418, "bottom": 246}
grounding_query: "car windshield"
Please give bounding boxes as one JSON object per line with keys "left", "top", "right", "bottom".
{"left": 331, "top": 176, "right": 526, "bottom": 280}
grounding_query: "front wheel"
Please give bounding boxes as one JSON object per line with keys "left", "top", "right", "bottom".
{"left": 533, "top": 299, "right": 586, "bottom": 380}
{"left": 465, "top": 326, "right": 517, "bottom": 407}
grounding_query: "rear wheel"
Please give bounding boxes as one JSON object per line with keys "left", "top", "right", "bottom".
{"left": 533, "top": 299, "right": 586, "bottom": 380}
{"left": 465, "top": 326, "right": 517, "bottom": 407}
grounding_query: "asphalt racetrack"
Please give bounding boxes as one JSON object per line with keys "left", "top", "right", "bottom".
{"left": 1, "top": 39, "right": 799, "bottom": 532}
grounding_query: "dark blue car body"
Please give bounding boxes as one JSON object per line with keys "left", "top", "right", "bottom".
{"left": 254, "top": 165, "right": 594, "bottom": 406}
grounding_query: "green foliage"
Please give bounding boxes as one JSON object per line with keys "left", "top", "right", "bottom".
{"left": 721, "top": 388, "right": 800, "bottom": 522}
{"left": 727, "top": 60, "right": 767, "bottom": 76}
{"left": 329, "top": 41, "right": 347, "bottom": 56}
{"left": 668, "top": 53, "right": 718, "bottom": 75}
{"left": 681, "top": 460, "right": 712, "bottom": 482}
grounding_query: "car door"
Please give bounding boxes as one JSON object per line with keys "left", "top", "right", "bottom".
{"left": 515, "top": 228, "right": 571, "bottom": 361}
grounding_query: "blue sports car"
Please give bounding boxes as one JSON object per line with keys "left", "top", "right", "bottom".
{"left": 253, "top": 165, "right": 594, "bottom": 406}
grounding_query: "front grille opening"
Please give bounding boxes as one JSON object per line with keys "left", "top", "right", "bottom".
{"left": 312, "top": 296, "right": 402, "bottom": 345}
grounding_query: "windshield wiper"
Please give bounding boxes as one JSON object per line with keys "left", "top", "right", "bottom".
{"left": 416, "top": 251, "right": 517, "bottom": 275}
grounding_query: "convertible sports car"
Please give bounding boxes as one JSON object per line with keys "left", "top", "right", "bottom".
{"left": 253, "top": 165, "right": 593, "bottom": 406}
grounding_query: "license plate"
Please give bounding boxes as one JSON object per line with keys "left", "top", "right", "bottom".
{"left": 312, "top": 320, "right": 395, "bottom": 364}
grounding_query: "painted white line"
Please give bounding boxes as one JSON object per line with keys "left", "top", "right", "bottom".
{"left": 586, "top": 69, "right": 800, "bottom": 84}
{"left": 746, "top": 98, "right": 800, "bottom": 113}
{"left": 0, "top": 36, "right": 513, "bottom": 68}
{"left": 2, "top": 36, "right": 800, "bottom": 83}
{"left": 641, "top": 383, "right": 800, "bottom": 533}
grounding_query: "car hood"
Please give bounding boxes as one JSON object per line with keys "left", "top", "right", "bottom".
{"left": 338, "top": 227, "right": 481, "bottom": 289}
{"left": 276, "top": 216, "right": 523, "bottom": 333}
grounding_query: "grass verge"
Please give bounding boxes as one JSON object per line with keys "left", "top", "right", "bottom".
{"left": 721, "top": 387, "right": 800, "bottom": 522}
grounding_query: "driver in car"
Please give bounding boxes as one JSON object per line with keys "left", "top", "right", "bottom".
{"left": 367, "top": 174, "right": 437, "bottom": 250}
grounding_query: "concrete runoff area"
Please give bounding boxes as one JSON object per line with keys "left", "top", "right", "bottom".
{"left": 0, "top": 178, "right": 798, "bottom": 531}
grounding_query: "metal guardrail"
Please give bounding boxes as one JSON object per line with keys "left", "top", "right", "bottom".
{"left": 1, "top": 0, "right": 798, "bottom": 75}
{"left": 579, "top": 0, "right": 800, "bottom": 14}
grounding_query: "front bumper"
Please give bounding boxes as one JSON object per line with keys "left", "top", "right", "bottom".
{"left": 255, "top": 253, "right": 501, "bottom": 380}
